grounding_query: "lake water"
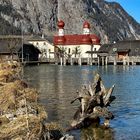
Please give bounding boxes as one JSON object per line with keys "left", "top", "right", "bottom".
{"left": 23, "top": 65, "right": 140, "bottom": 140}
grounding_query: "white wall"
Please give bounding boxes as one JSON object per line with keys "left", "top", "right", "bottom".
{"left": 57, "top": 44, "right": 91, "bottom": 58}
{"left": 29, "top": 41, "right": 55, "bottom": 59}
{"left": 57, "top": 44, "right": 101, "bottom": 58}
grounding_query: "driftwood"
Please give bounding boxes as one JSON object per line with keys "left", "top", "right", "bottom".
{"left": 68, "top": 73, "right": 116, "bottom": 130}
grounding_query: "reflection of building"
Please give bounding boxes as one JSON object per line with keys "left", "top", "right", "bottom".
{"left": 27, "top": 35, "right": 55, "bottom": 60}
{"left": 53, "top": 20, "right": 100, "bottom": 65}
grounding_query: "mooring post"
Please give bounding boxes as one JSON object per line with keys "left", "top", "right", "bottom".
{"left": 78, "top": 57, "right": 82, "bottom": 66}
{"left": 114, "top": 57, "right": 117, "bottom": 66}
{"left": 70, "top": 57, "right": 73, "bottom": 65}
{"left": 98, "top": 57, "right": 100, "bottom": 66}
{"left": 101, "top": 57, "right": 104, "bottom": 66}
{"left": 87, "top": 57, "right": 90, "bottom": 65}
{"left": 60, "top": 57, "right": 63, "bottom": 66}
{"left": 105, "top": 56, "right": 108, "bottom": 65}
{"left": 127, "top": 56, "right": 129, "bottom": 66}
{"left": 90, "top": 58, "right": 92, "bottom": 65}
{"left": 64, "top": 57, "right": 66, "bottom": 66}
{"left": 123, "top": 57, "right": 126, "bottom": 65}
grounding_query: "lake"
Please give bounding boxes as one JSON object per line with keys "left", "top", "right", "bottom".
{"left": 23, "top": 65, "right": 140, "bottom": 140}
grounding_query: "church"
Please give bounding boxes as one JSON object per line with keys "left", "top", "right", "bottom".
{"left": 53, "top": 20, "right": 101, "bottom": 65}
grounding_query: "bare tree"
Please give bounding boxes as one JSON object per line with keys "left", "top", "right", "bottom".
{"left": 7, "top": 36, "right": 21, "bottom": 60}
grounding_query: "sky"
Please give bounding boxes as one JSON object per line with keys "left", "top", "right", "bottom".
{"left": 106, "top": 0, "right": 140, "bottom": 23}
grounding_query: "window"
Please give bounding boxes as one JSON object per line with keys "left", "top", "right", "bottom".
{"left": 68, "top": 48, "right": 71, "bottom": 53}
{"left": 75, "top": 48, "right": 78, "bottom": 53}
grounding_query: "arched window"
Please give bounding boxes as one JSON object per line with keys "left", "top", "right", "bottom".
{"left": 68, "top": 48, "right": 71, "bottom": 53}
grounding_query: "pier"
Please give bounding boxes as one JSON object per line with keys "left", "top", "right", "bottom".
{"left": 22, "top": 56, "right": 140, "bottom": 66}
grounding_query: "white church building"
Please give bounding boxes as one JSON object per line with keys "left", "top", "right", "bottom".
{"left": 53, "top": 20, "right": 101, "bottom": 64}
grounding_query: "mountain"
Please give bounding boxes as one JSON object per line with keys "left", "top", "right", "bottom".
{"left": 0, "top": 0, "right": 140, "bottom": 43}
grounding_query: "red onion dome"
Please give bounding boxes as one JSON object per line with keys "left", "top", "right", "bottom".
{"left": 54, "top": 36, "right": 66, "bottom": 45}
{"left": 57, "top": 20, "right": 65, "bottom": 29}
{"left": 81, "top": 35, "right": 92, "bottom": 44}
{"left": 83, "top": 21, "right": 90, "bottom": 29}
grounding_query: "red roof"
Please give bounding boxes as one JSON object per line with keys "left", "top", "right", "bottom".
{"left": 90, "top": 34, "right": 100, "bottom": 44}
{"left": 54, "top": 34, "right": 100, "bottom": 45}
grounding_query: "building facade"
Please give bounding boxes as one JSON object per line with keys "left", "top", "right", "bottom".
{"left": 27, "top": 36, "right": 55, "bottom": 61}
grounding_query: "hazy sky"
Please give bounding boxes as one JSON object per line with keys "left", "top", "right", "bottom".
{"left": 106, "top": 0, "right": 140, "bottom": 23}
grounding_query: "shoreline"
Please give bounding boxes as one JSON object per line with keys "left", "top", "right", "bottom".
{"left": 0, "top": 60, "right": 67, "bottom": 140}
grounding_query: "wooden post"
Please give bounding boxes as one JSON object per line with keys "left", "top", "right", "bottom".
{"left": 64, "top": 57, "right": 66, "bottom": 66}
{"left": 54, "top": 52, "right": 58, "bottom": 65}
{"left": 60, "top": 57, "right": 63, "bottom": 66}
{"left": 114, "top": 57, "right": 116, "bottom": 66}
{"left": 102, "top": 57, "right": 104, "bottom": 66}
{"left": 105, "top": 56, "right": 108, "bottom": 65}
{"left": 87, "top": 57, "right": 90, "bottom": 65}
{"left": 127, "top": 56, "right": 129, "bottom": 66}
{"left": 70, "top": 57, "right": 73, "bottom": 65}
{"left": 98, "top": 57, "right": 100, "bottom": 66}
{"left": 78, "top": 57, "right": 82, "bottom": 66}
{"left": 90, "top": 58, "right": 92, "bottom": 65}
{"left": 123, "top": 57, "right": 126, "bottom": 65}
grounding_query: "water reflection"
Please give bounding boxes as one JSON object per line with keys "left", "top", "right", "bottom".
{"left": 24, "top": 65, "right": 140, "bottom": 140}
{"left": 81, "top": 126, "right": 114, "bottom": 140}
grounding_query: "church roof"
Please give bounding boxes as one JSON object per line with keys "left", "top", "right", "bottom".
{"left": 53, "top": 34, "right": 100, "bottom": 45}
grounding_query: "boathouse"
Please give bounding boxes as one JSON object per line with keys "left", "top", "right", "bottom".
{"left": 53, "top": 20, "right": 101, "bottom": 65}
{"left": 0, "top": 36, "right": 21, "bottom": 61}
{"left": 18, "top": 43, "right": 41, "bottom": 62}
{"left": 98, "top": 40, "right": 140, "bottom": 65}
{"left": 27, "top": 35, "right": 55, "bottom": 61}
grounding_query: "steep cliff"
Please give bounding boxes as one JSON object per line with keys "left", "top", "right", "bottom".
{"left": 0, "top": 0, "right": 140, "bottom": 43}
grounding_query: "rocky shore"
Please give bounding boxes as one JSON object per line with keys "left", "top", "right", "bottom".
{"left": 0, "top": 61, "right": 69, "bottom": 140}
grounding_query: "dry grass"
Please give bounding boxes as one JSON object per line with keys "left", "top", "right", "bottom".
{"left": 0, "top": 61, "right": 21, "bottom": 83}
{"left": 45, "top": 122, "right": 63, "bottom": 131}
{"left": 0, "top": 61, "right": 52, "bottom": 140}
{"left": 0, "top": 80, "right": 28, "bottom": 111}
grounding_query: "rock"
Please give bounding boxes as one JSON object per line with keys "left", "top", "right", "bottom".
{"left": 5, "top": 113, "right": 16, "bottom": 121}
{"left": 1, "top": 0, "right": 140, "bottom": 42}
{"left": 60, "top": 134, "right": 75, "bottom": 140}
